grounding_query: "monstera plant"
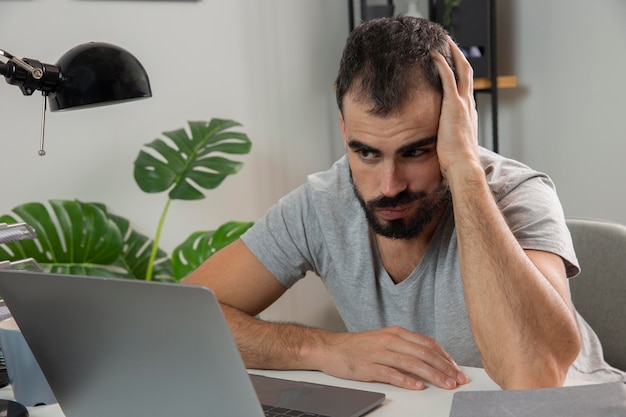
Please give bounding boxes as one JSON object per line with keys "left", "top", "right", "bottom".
{"left": 0, "top": 119, "right": 253, "bottom": 281}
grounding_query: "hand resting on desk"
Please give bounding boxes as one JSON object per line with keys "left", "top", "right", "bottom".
{"left": 219, "top": 302, "right": 468, "bottom": 391}
{"left": 312, "top": 326, "right": 469, "bottom": 390}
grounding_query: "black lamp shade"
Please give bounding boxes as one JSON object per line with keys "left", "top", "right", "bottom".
{"left": 48, "top": 42, "right": 152, "bottom": 111}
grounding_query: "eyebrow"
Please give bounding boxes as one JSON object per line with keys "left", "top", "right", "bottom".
{"left": 347, "top": 135, "right": 437, "bottom": 155}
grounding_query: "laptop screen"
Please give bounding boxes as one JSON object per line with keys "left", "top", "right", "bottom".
{"left": 0, "top": 270, "right": 384, "bottom": 417}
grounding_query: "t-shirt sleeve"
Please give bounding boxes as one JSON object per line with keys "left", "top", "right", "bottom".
{"left": 240, "top": 184, "right": 319, "bottom": 288}
{"left": 496, "top": 174, "right": 580, "bottom": 278}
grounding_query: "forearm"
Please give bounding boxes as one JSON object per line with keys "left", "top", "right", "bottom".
{"left": 222, "top": 303, "right": 470, "bottom": 390}
{"left": 220, "top": 303, "right": 332, "bottom": 371}
{"left": 448, "top": 162, "right": 580, "bottom": 388}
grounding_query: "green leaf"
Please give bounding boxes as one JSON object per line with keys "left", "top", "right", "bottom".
{"left": 171, "top": 221, "right": 253, "bottom": 280}
{"left": 0, "top": 200, "right": 125, "bottom": 276}
{"left": 134, "top": 119, "right": 252, "bottom": 201}
{"left": 0, "top": 200, "right": 174, "bottom": 280}
{"left": 109, "top": 213, "right": 174, "bottom": 281}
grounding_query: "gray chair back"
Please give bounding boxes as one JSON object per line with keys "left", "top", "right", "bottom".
{"left": 566, "top": 217, "right": 626, "bottom": 371}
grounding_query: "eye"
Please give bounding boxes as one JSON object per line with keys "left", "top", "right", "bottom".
{"left": 347, "top": 141, "right": 381, "bottom": 162}
{"left": 358, "top": 149, "right": 379, "bottom": 161}
{"left": 403, "top": 148, "right": 427, "bottom": 158}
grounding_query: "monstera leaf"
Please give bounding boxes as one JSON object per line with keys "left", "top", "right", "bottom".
{"left": 0, "top": 120, "right": 253, "bottom": 281}
{"left": 133, "top": 119, "right": 252, "bottom": 200}
{"left": 108, "top": 212, "right": 173, "bottom": 281}
{"left": 171, "top": 221, "right": 253, "bottom": 280}
{"left": 0, "top": 200, "right": 173, "bottom": 280}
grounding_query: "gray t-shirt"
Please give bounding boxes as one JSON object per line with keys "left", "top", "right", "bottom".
{"left": 242, "top": 147, "right": 579, "bottom": 368}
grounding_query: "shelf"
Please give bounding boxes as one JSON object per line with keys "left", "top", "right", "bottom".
{"left": 473, "top": 75, "right": 518, "bottom": 91}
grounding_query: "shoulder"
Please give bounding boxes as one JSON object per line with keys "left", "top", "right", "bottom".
{"left": 478, "top": 148, "right": 579, "bottom": 276}
{"left": 277, "top": 156, "right": 360, "bottom": 219}
{"left": 479, "top": 147, "right": 556, "bottom": 200}
{"left": 255, "top": 156, "right": 361, "bottom": 234}
{"left": 306, "top": 155, "right": 353, "bottom": 197}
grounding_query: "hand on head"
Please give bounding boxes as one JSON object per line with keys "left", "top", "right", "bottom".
{"left": 431, "top": 37, "right": 480, "bottom": 181}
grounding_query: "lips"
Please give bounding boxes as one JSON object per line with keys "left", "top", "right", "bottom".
{"left": 376, "top": 203, "right": 414, "bottom": 221}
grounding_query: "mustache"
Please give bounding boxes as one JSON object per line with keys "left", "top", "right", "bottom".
{"left": 366, "top": 190, "right": 427, "bottom": 209}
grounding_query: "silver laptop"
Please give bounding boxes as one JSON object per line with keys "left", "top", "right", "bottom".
{"left": 0, "top": 270, "right": 385, "bottom": 417}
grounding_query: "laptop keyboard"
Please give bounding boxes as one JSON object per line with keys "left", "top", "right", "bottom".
{"left": 262, "top": 404, "right": 331, "bottom": 417}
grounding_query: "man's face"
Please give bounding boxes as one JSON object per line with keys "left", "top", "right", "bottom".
{"left": 340, "top": 89, "right": 450, "bottom": 240}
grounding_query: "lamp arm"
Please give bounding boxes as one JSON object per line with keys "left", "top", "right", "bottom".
{"left": 0, "top": 48, "right": 60, "bottom": 96}
{"left": 0, "top": 49, "right": 43, "bottom": 79}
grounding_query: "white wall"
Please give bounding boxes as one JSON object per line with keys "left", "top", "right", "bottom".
{"left": 0, "top": 0, "right": 349, "bottom": 329}
{"left": 493, "top": 0, "right": 626, "bottom": 225}
{"left": 2, "top": 0, "right": 626, "bottom": 330}
{"left": 0, "top": 0, "right": 347, "bottom": 251}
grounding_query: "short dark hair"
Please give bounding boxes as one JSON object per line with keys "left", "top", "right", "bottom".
{"left": 335, "top": 16, "right": 454, "bottom": 116}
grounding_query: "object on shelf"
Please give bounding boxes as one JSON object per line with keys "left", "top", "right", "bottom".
{"left": 0, "top": 223, "right": 36, "bottom": 245}
{"left": 405, "top": 1, "right": 424, "bottom": 18}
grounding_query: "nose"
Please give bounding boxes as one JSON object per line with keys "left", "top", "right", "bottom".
{"left": 380, "top": 159, "right": 407, "bottom": 197}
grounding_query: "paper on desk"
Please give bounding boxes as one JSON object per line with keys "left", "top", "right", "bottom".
{"left": 449, "top": 382, "right": 626, "bottom": 417}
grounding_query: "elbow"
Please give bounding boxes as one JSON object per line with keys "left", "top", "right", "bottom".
{"left": 544, "top": 320, "right": 583, "bottom": 387}
{"left": 490, "top": 328, "right": 582, "bottom": 390}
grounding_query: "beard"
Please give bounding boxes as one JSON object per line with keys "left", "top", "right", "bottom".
{"left": 351, "top": 175, "right": 451, "bottom": 240}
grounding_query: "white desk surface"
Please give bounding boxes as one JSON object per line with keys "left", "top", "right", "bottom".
{"left": 250, "top": 366, "right": 501, "bottom": 416}
{"left": 0, "top": 366, "right": 590, "bottom": 417}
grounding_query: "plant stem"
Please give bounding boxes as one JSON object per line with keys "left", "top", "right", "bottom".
{"left": 146, "top": 197, "right": 171, "bottom": 281}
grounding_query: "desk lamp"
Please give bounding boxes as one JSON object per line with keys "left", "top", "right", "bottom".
{"left": 0, "top": 42, "right": 150, "bottom": 417}
{"left": 0, "top": 42, "right": 152, "bottom": 155}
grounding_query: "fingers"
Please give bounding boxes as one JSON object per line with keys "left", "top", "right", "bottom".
{"left": 322, "top": 327, "right": 468, "bottom": 391}
{"left": 448, "top": 38, "right": 474, "bottom": 98}
{"left": 432, "top": 37, "right": 475, "bottom": 101}
{"left": 368, "top": 363, "right": 428, "bottom": 390}
{"left": 380, "top": 327, "right": 468, "bottom": 390}
{"left": 432, "top": 44, "right": 456, "bottom": 97}
{"left": 430, "top": 37, "right": 480, "bottom": 176}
